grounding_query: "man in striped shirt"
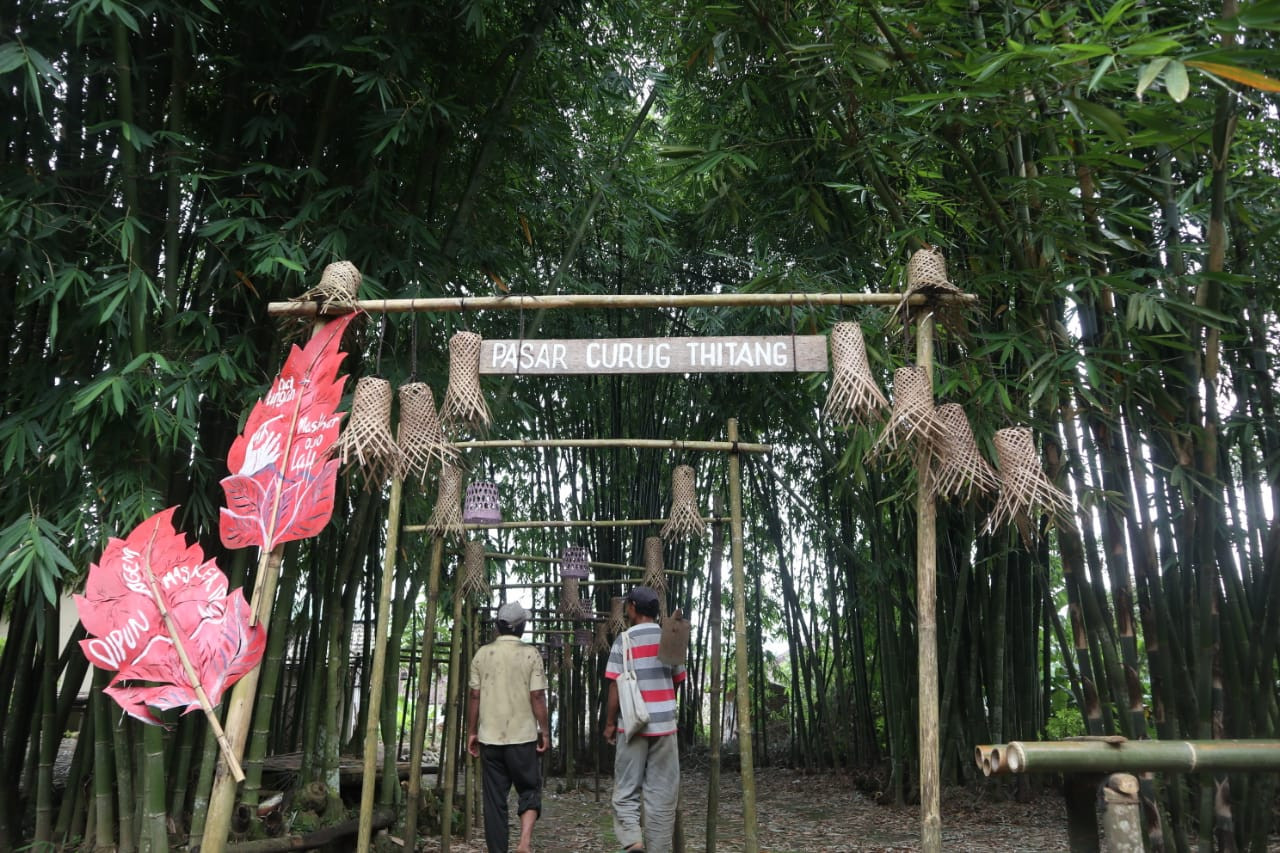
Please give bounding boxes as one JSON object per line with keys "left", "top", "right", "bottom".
{"left": 604, "top": 586, "right": 686, "bottom": 853}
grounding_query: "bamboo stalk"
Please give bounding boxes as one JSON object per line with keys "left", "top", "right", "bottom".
{"left": 479, "top": 550, "right": 653, "bottom": 573}
{"left": 404, "top": 535, "right": 446, "bottom": 850}
{"left": 454, "top": 438, "right": 770, "bottom": 453}
{"left": 405, "top": 518, "right": 729, "bottom": 533}
{"left": 268, "top": 290, "right": 978, "bottom": 317}
{"left": 727, "top": 418, "right": 758, "bottom": 853}
{"left": 439, "top": 583, "right": 468, "bottom": 853}
{"left": 706, "top": 496, "right": 725, "bottom": 853}
{"left": 357, "top": 476, "right": 404, "bottom": 852}
{"left": 915, "top": 312, "right": 941, "bottom": 853}
{"left": 977, "top": 740, "right": 1280, "bottom": 774}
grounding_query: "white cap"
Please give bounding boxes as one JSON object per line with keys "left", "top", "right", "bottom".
{"left": 497, "top": 601, "right": 530, "bottom": 625}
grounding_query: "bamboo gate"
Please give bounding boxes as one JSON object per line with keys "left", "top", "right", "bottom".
{"left": 241, "top": 288, "right": 976, "bottom": 853}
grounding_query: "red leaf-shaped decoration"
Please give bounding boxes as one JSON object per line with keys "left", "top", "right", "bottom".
{"left": 75, "top": 507, "right": 267, "bottom": 724}
{"left": 219, "top": 313, "right": 354, "bottom": 551}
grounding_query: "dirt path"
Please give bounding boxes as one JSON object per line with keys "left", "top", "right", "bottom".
{"left": 417, "top": 766, "right": 1071, "bottom": 852}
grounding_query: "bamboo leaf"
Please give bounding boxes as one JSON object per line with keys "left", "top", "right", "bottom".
{"left": 1165, "top": 60, "right": 1190, "bottom": 102}
{"left": 1186, "top": 60, "right": 1280, "bottom": 92}
{"left": 1136, "top": 58, "right": 1170, "bottom": 99}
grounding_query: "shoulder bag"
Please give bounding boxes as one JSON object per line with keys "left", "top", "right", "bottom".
{"left": 617, "top": 629, "right": 650, "bottom": 738}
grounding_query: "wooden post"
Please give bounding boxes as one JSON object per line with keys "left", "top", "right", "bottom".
{"left": 404, "top": 534, "right": 446, "bottom": 849}
{"left": 356, "top": 476, "right": 403, "bottom": 852}
{"left": 1100, "top": 774, "right": 1143, "bottom": 853}
{"left": 727, "top": 418, "right": 758, "bottom": 853}
{"left": 439, "top": 579, "right": 467, "bottom": 853}
{"left": 706, "top": 495, "right": 725, "bottom": 853}
{"left": 915, "top": 312, "right": 941, "bottom": 852}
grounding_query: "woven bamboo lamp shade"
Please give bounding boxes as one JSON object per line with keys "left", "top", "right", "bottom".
{"left": 982, "top": 427, "right": 1073, "bottom": 544}
{"left": 660, "top": 464, "right": 706, "bottom": 541}
{"left": 592, "top": 621, "right": 610, "bottom": 654}
{"left": 931, "top": 403, "right": 998, "bottom": 501}
{"left": 560, "top": 545, "right": 590, "bottom": 580}
{"left": 560, "top": 577, "right": 588, "bottom": 618}
{"left": 822, "top": 322, "right": 888, "bottom": 427}
{"left": 338, "top": 376, "right": 401, "bottom": 482}
{"left": 463, "top": 480, "right": 502, "bottom": 524}
{"left": 440, "top": 331, "right": 491, "bottom": 435}
{"left": 396, "top": 382, "right": 456, "bottom": 483}
{"left": 291, "top": 260, "right": 362, "bottom": 312}
{"left": 459, "top": 539, "right": 490, "bottom": 599}
{"left": 608, "top": 595, "right": 627, "bottom": 635}
{"left": 895, "top": 246, "right": 967, "bottom": 330}
{"left": 574, "top": 628, "right": 593, "bottom": 649}
{"left": 425, "top": 462, "right": 465, "bottom": 540}
{"left": 868, "top": 366, "right": 944, "bottom": 464}
{"left": 642, "top": 536, "right": 667, "bottom": 603}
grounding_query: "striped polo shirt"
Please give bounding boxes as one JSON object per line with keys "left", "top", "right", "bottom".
{"left": 605, "top": 622, "right": 687, "bottom": 737}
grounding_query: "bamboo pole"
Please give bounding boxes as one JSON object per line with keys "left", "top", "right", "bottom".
{"left": 439, "top": 584, "right": 468, "bottom": 853}
{"left": 404, "top": 535, "right": 446, "bottom": 850}
{"left": 479, "top": 550, "right": 662, "bottom": 574}
{"left": 727, "top": 418, "right": 758, "bottom": 853}
{"left": 356, "top": 476, "right": 404, "bottom": 852}
{"left": 454, "top": 438, "right": 770, "bottom": 454}
{"left": 977, "top": 740, "right": 1280, "bottom": 775}
{"left": 706, "top": 496, "right": 725, "bottom": 853}
{"left": 268, "top": 291, "right": 978, "bottom": 317}
{"left": 915, "top": 312, "right": 940, "bottom": 853}
{"left": 405, "top": 518, "right": 728, "bottom": 533}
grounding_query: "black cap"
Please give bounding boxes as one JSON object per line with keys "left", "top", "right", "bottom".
{"left": 625, "top": 586, "right": 659, "bottom": 609}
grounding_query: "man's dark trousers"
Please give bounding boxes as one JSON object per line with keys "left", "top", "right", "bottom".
{"left": 480, "top": 740, "right": 541, "bottom": 853}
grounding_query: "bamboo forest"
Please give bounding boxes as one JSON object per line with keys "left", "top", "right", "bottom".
{"left": 3, "top": 1, "right": 1280, "bottom": 851}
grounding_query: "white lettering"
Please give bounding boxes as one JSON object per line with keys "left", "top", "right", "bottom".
{"left": 86, "top": 611, "right": 152, "bottom": 669}
{"left": 264, "top": 377, "right": 296, "bottom": 407}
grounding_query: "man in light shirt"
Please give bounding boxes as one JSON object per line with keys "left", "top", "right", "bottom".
{"left": 603, "top": 586, "right": 686, "bottom": 853}
{"left": 467, "top": 601, "right": 550, "bottom": 853}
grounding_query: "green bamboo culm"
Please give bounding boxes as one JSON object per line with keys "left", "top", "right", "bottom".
{"left": 141, "top": 722, "right": 168, "bottom": 852}
{"left": 92, "top": 668, "right": 117, "bottom": 849}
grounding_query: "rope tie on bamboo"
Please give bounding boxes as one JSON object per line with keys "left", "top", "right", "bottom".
{"left": 426, "top": 462, "right": 465, "bottom": 541}
{"left": 642, "top": 536, "right": 667, "bottom": 614}
{"left": 459, "top": 539, "right": 490, "bottom": 600}
{"left": 660, "top": 464, "right": 705, "bottom": 541}
{"left": 931, "top": 403, "right": 998, "bottom": 501}
{"left": 441, "top": 330, "right": 491, "bottom": 435}
{"left": 822, "top": 321, "right": 888, "bottom": 427}
{"left": 290, "top": 260, "right": 362, "bottom": 314}
{"left": 338, "top": 376, "right": 401, "bottom": 483}
{"left": 867, "top": 366, "right": 944, "bottom": 465}
{"left": 981, "top": 426, "right": 1074, "bottom": 545}
{"left": 396, "top": 382, "right": 457, "bottom": 483}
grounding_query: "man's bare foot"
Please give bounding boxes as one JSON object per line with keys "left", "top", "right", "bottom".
{"left": 514, "top": 845, "right": 532, "bottom": 853}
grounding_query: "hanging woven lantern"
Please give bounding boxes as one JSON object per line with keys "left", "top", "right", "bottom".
{"left": 867, "top": 366, "right": 944, "bottom": 465}
{"left": 338, "top": 376, "right": 401, "bottom": 482}
{"left": 290, "top": 260, "right": 362, "bottom": 312}
{"left": 660, "top": 464, "right": 705, "bottom": 541}
{"left": 931, "top": 403, "right": 999, "bottom": 501}
{"left": 560, "top": 545, "right": 590, "bottom": 580}
{"left": 459, "top": 539, "right": 490, "bottom": 600}
{"left": 895, "top": 246, "right": 967, "bottom": 331}
{"left": 822, "top": 322, "right": 888, "bottom": 428}
{"left": 560, "top": 577, "right": 589, "bottom": 619}
{"left": 396, "top": 382, "right": 457, "bottom": 483}
{"left": 592, "top": 621, "right": 610, "bottom": 654}
{"left": 608, "top": 595, "right": 627, "bottom": 635}
{"left": 440, "top": 331, "right": 491, "bottom": 435}
{"left": 463, "top": 480, "right": 502, "bottom": 525}
{"left": 574, "top": 628, "right": 593, "bottom": 649}
{"left": 426, "top": 462, "right": 465, "bottom": 540}
{"left": 642, "top": 536, "right": 667, "bottom": 602}
{"left": 982, "top": 427, "right": 1073, "bottom": 545}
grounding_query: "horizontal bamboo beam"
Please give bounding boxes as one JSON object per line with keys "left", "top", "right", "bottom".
{"left": 453, "top": 438, "right": 770, "bottom": 454}
{"left": 268, "top": 291, "right": 979, "bottom": 317}
{"left": 480, "top": 550, "right": 685, "bottom": 577}
{"left": 404, "top": 517, "right": 728, "bottom": 533}
{"left": 977, "top": 740, "right": 1280, "bottom": 776}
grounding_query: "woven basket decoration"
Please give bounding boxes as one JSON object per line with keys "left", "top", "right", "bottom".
{"left": 574, "top": 628, "right": 593, "bottom": 649}
{"left": 440, "top": 331, "right": 491, "bottom": 435}
{"left": 396, "top": 382, "right": 457, "bottom": 483}
{"left": 592, "top": 620, "right": 611, "bottom": 654}
{"left": 338, "top": 376, "right": 401, "bottom": 482}
{"left": 822, "top": 322, "right": 888, "bottom": 428}
{"left": 981, "top": 427, "right": 1073, "bottom": 544}
{"left": 661, "top": 464, "right": 706, "bottom": 541}
{"left": 642, "top": 536, "right": 667, "bottom": 601}
{"left": 560, "top": 577, "right": 588, "bottom": 619}
{"left": 931, "top": 403, "right": 999, "bottom": 501}
{"left": 459, "top": 539, "right": 490, "bottom": 600}
{"left": 895, "top": 246, "right": 968, "bottom": 330}
{"left": 560, "top": 545, "right": 590, "bottom": 580}
{"left": 291, "top": 260, "right": 362, "bottom": 312}
{"left": 425, "top": 462, "right": 465, "bottom": 540}
{"left": 868, "top": 366, "right": 944, "bottom": 464}
{"left": 463, "top": 480, "right": 502, "bottom": 524}
{"left": 608, "top": 595, "right": 627, "bottom": 635}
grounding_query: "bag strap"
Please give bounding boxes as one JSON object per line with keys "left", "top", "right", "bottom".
{"left": 620, "top": 628, "right": 635, "bottom": 676}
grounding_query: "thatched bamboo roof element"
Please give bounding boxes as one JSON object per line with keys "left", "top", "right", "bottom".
{"left": 822, "top": 322, "right": 888, "bottom": 427}
{"left": 931, "top": 403, "right": 999, "bottom": 501}
{"left": 459, "top": 539, "right": 490, "bottom": 600}
{"left": 440, "top": 331, "right": 491, "bottom": 435}
{"left": 396, "top": 382, "right": 457, "bottom": 483}
{"left": 982, "top": 427, "right": 1073, "bottom": 544}
{"left": 425, "top": 463, "right": 465, "bottom": 541}
{"left": 290, "top": 260, "right": 362, "bottom": 313}
{"left": 338, "top": 376, "right": 401, "bottom": 482}
{"left": 661, "top": 464, "right": 706, "bottom": 541}
{"left": 867, "top": 366, "right": 943, "bottom": 464}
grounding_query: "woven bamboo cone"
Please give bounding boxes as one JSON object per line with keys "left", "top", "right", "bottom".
{"left": 931, "top": 403, "right": 998, "bottom": 501}
{"left": 822, "top": 321, "right": 888, "bottom": 427}
{"left": 661, "top": 464, "right": 705, "bottom": 540}
{"left": 426, "top": 463, "right": 466, "bottom": 541}
{"left": 460, "top": 539, "right": 490, "bottom": 599}
{"left": 290, "top": 260, "right": 362, "bottom": 312}
{"left": 868, "top": 366, "right": 943, "bottom": 464}
{"left": 440, "top": 331, "right": 491, "bottom": 434}
{"left": 982, "top": 426, "right": 1072, "bottom": 544}
{"left": 338, "top": 376, "right": 401, "bottom": 482}
{"left": 396, "top": 382, "right": 457, "bottom": 482}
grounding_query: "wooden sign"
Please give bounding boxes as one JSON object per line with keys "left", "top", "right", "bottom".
{"left": 479, "top": 336, "right": 828, "bottom": 375}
